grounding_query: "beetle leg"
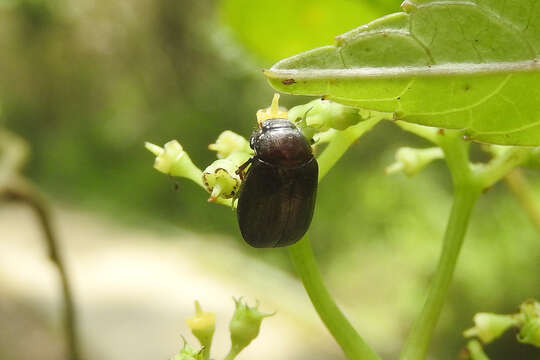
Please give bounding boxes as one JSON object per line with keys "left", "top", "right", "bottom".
{"left": 236, "top": 157, "right": 253, "bottom": 181}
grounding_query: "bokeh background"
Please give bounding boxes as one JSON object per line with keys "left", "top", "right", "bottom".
{"left": 0, "top": 0, "right": 539, "bottom": 359}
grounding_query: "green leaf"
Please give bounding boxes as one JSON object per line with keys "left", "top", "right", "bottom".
{"left": 265, "top": 0, "right": 540, "bottom": 146}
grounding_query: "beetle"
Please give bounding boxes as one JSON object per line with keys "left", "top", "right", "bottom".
{"left": 236, "top": 118, "right": 318, "bottom": 248}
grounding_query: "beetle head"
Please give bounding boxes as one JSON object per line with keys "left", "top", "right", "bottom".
{"left": 252, "top": 119, "right": 312, "bottom": 167}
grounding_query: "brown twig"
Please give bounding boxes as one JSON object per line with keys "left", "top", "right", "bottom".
{"left": 1, "top": 128, "right": 80, "bottom": 359}
{"left": 0, "top": 178, "right": 81, "bottom": 360}
{"left": 504, "top": 169, "right": 540, "bottom": 232}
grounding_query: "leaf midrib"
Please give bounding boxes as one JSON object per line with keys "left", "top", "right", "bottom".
{"left": 266, "top": 60, "right": 540, "bottom": 79}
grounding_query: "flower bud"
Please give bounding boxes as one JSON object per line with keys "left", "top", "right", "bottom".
{"left": 145, "top": 140, "right": 202, "bottom": 185}
{"left": 202, "top": 160, "right": 240, "bottom": 202}
{"left": 517, "top": 300, "right": 540, "bottom": 347}
{"left": 463, "top": 312, "right": 518, "bottom": 344}
{"left": 288, "top": 99, "right": 362, "bottom": 132}
{"left": 228, "top": 298, "right": 274, "bottom": 353}
{"left": 386, "top": 147, "right": 444, "bottom": 177}
{"left": 202, "top": 152, "right": 251, "bottom": 202}
{"left": 520, "top": 299, "right": 540, "bottom": 318}
{"left": 208, "top": 131, "right": 251, "bottom": 159}
{"left": 186, "top": 301, "right": 215, "bottom": 355}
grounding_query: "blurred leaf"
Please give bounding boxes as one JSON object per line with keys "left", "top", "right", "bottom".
{"left": 218, "top": 0, "right": 400, "bottom": 64}
{"left": 265, "top": 0, "right": 540, "bottom": 146}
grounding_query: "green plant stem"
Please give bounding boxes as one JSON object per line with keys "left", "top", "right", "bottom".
{"left": 317, "top": 117, "right": 382, "bottom": 181}
{"left": 400, "top": 185, "right": 479, "bottom": 360}
{"left": 194, "top": 116, "right": 381, "bottom": 360}
{"left": 476, "top": 147, "right": 530, "bottom": 189}
{"left": 400, "top": 131, "right": 481, "bottom": 360}
{"left": 0, "top": 178, "right": 81, "bottom": 360}
{"left": 289, "top": 236, "right": 381, "bottom": 360}
{"left": 223, "top": 344, "right": 243, "bottom": 360}
{"left": 287, "top": 117, "right": 382, "bottom": 360}
{"left": 466, "top": 340, "right": 491, "bottom": 360}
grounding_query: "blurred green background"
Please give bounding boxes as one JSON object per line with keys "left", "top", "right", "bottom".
{"left": 0, "top": 0, "right": 539, "bottom": 359}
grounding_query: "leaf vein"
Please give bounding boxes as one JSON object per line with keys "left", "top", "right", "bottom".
{"left": 407, "top": 73, "right": 513, "bottom": 116}
{"left": 475, "top": 118, "right": 540, "bottom": 135}
{"left": 417, "top": 0, "right": 536, "bottom": 58}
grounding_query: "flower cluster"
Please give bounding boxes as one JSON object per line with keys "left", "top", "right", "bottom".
{"left": 145, "top": 94, "right": 372, "bottom": 204}
{"left": 168, "top": 298, "right": 273, "bottom": 360}
{"left": 145, "top": 131, "right": 252, "bottom": 204}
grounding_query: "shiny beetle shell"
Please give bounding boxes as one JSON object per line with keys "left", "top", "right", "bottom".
{"left": 236, "top": 118, "right": 318, "bottom": 248}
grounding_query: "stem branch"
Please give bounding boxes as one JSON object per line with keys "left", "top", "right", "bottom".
{"left": 400, "top": 131, "right": 481, "bottom": 360}
{"left": 1, "top": 179, "right": 81, "bottom": 360}
{"left": 223, "top": 344, "right": 242, "bottom": 360}
{"left": 399, "top": 185, "right": 480, "bottom": 360}
{"left": 504, "top": 169, "right": 540, "bottom": 232}
{"left": 287, "top": 117, "right": 382, "bottom": 360}
{"left": 289, "top": 236, "right": 381, "bottom": 360}
{"left": 317, "top": 117, "right": 381, "bottom": 181}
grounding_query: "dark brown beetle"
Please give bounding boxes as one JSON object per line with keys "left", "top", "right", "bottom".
{"left": 236, "top": 118, "right": 318, "bottom": 248}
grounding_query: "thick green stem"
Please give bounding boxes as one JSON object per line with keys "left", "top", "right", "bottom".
{"left": 287, "top": 117, "right": 382, "bottom": 360}
{"left": 399, "top": 184, "right": 480, "bottom": 360}
{"left": 400, "top": 131, "right": 481, "bottom": 360}
{"left": 289, "top": 236, "right": 381, "bottom": 360}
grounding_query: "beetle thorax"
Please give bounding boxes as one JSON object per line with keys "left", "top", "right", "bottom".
{"left": 252, "top": 119, "right": 312, "bottom": 167}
